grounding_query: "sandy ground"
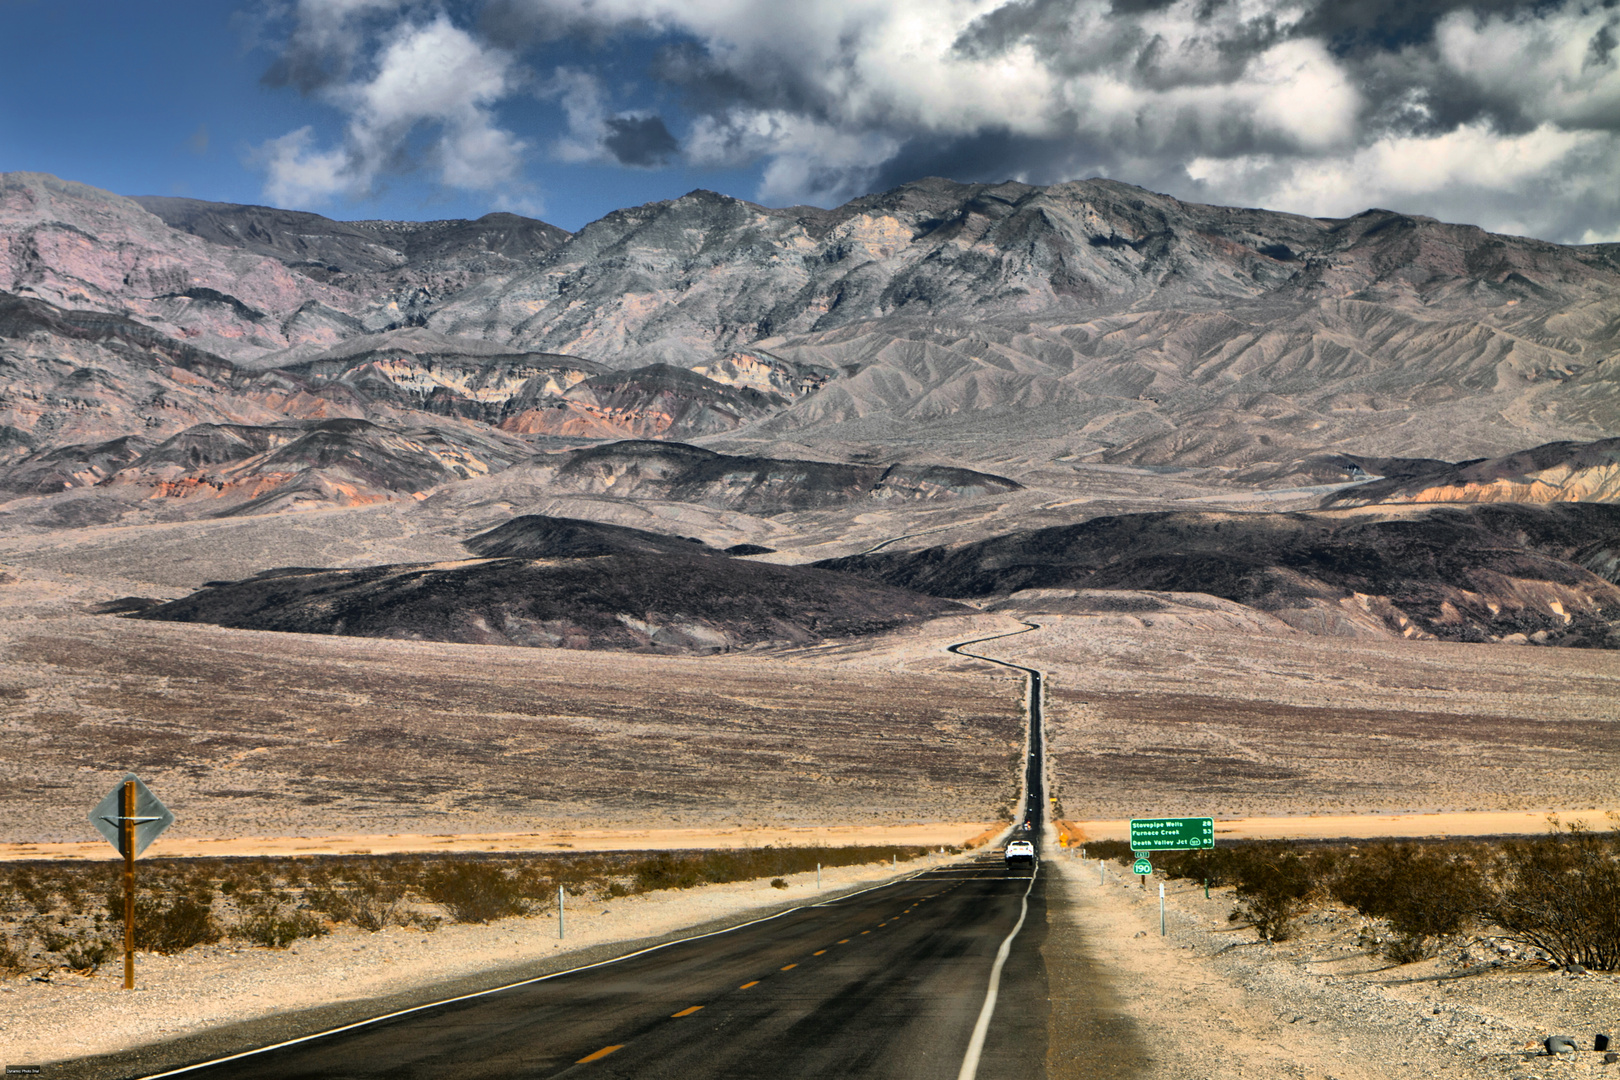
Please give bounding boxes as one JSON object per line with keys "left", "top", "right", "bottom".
{"left": 0, "top": 823, "right": 994, "bottom": 863}
{"left": 1071, "top": 809, "right": 1620, "bottom": 844}
{"left": 0, "top": 852, "right": 963, "bottom": 1072}
{"left": 963, "top": 615, "right": 1620, "bottom": 821}
{"left": 0, "top": 576, "right": 1027, "bottom": 844}
{"left": 1045, "top": 846, "right": 1620, "bottom": 1080}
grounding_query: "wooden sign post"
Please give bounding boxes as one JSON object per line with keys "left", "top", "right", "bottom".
{"left": 122, "top": 780, "right": 136, "bottom": 989}
{"left": 88, "top": 773, "right": 174, "bottom": 990}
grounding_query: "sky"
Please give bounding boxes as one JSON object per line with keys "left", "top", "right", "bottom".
{"left": 2, "top": 0, "right": 1617, "bottom": 242}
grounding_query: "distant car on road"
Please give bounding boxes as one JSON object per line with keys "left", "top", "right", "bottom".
{"left": 1004, "top": 840, "right": 1035, "bottom": 867}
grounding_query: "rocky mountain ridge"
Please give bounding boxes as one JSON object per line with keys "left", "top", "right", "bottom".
{"left": 3, "top": 168, "right": 1618, "bottom": 545}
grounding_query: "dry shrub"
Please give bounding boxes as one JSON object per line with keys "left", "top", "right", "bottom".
{"left": 1333, "top": 843, "right": 1488, "bottom": 962}
{"left": 1488, "top": 823, "right": 1620, "bottom": 970}
{"left": 626, "top": 846, "right": 924, "bottom": 894}
{"left": 1229, "top": 846, "right": 1330, "bottom": 942}
{"left": 235, "top": 908, "right": 328, "bottom": 949}
{"left": 423, "top": 863, "right": 525, "bottom": 924}
{"left": 1081, "top": 840, "right": 1134, "bottom": 864}
{"left": 42, "top": 927, "right": 116, "bottom": 972}
{"left": 308, "top": 870, "right": 405, "bottom": 932}
{"left": 104, "top": 887, "right": 223, "bottom": 955}
{"left": 0, "top": 931, "right": 27, "bottom": 974}
{"left": 1155, "top": 848, "right": 1241, "bottom": 887}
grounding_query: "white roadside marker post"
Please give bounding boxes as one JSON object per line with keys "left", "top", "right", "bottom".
{"left": 817, "top": 863, "right": 821, "bottom": 889}
{"left": 1160, "top": 883, "right": 1166, "bottom": 936}
{"left": 558, "top": 886, "right": 565, "bottom": 940}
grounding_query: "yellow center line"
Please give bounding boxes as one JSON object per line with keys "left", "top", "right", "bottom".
{"left": 671, "top": 1006, "right": 704, "bottom": 1018}
{"left": 837, "top": 939, "right": 850, "bottom": 944}
{"left": 739, "top": 980, "right": 759, "bottom": 989}
{"left": 860, "top": 930, "right": 870, "bottom": 935}
{"left": 577, "top": 1045, "right": 624, "bottom": 1063}
{"left": 780, "top": 963, "right": 798, "bottom": 970}
{"left": 812, "top": 949, "right": 827, "bottom": 956}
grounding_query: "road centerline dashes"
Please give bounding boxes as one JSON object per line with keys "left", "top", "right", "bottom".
{"left": 577, "top": 1045, "right": 623, "bottom": 1063}
{"left": 739, "top": 981, "right": 759, "bottom": 989}
{"left": 780, "top": 963, "right": 798, "bottom": 970}
{"left": 671, "top": 1006, "right": 704, "bottom": 1018}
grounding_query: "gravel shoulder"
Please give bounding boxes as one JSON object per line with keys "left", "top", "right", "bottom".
{"left": 1047, "top": 849, "right": 1620, "bottom": 1080}
{"left": 2, "top": 853, "right": 958, "bottom": 1078}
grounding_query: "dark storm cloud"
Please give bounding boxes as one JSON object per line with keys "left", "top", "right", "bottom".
{"left": 602, "top": 114, "right": 679, "bottom": 166}
{"left": 255, "top": 0, "right": 1620, "bottom": 242}
{"left": 257, "top": 1, "right": 408, "bottom": 94}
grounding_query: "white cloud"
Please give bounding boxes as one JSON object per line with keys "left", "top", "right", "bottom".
{"left": 260, "top": 126, "right": 353, "bottom": 206}
{"left": 1188, "top": 121, "right": 1620, "bottom": 241}
{"left": 1435, "top": 4, "right": 1620, "bottom": 130}
{"left": 255, "top": 12, "right": 530, "bottom": 207}
{"left": 256, "top": 0, "right": 1620, "bottom": 241}
{"left": 543, "top": 67, "right": 613, "bottom": 164}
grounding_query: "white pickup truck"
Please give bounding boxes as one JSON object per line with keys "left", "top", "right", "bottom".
{"left": 1004, "top": 840, "right": 1035, "bottom": 867}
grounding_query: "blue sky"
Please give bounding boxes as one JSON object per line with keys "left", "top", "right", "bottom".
{"left": 0, "top": 0, "right": 770, "bottom": 229}
{"left": 3, "top": 1, "right": 1618, "bottom": 242}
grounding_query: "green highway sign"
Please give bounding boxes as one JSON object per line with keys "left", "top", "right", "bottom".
{"left": 1132, "top": 858, "right": 1153, "bottom": 876}
{"left": 1130, "top": 817, "right": 1214, "bottom": 851}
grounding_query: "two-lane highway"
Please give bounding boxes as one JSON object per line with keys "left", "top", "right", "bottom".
{"left": 138, "top": 626, "right": 1058, "bottom": 1080}
{"left": 150, "top": 857, "right": 1047, "bottom": 1080}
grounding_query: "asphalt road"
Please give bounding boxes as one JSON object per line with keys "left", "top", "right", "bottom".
{"left": 143, "top": 625, "right": 1067, "bottom": 1080}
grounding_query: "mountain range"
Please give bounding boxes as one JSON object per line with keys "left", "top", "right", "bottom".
{"left": 8, "top": 169, "right": 1619, "bottom": 476}
{"left": 4, "top": 168, "right": 1618, "bottom": 650}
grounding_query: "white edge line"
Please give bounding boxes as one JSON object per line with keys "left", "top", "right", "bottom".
{"left": 137, "top": 870, "right": 929, "bottom": 1079}
{"left": 950, "top": 621, "right": 1043, "bottom": 1080}
{"left": 955, "top": 862, "right": 1038, "bottom": 1080}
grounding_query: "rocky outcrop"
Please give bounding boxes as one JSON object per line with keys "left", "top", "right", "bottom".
{"left": 545, "top": 440, "right": 1021, "bottom": 513}
{"left": 498, "top": 364, "right": 784, "bottom": 439}
{"left": 136, "top": 196, "right": 570, "bottom": 332}
{"left": 0, "top": 173, "right": 369, "bottom": 363}
{"left": 0, "top": 291, "right": 368, "bottom": 458}
{"left": 78, "top": 417, "right": 535, "bottom": 517}
{"left": 1327, "top": 439, "right": 1620, "bottom": 507}
{"left": 133, "top": 197, "right": 569, "bottom": 279}
{"left": 818, "top": 503, "right": 1620, "bottom": 647}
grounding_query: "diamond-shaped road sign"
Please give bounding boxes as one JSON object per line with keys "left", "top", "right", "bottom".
{"left": 88, "top": 773, "right": 173, "bottom": 858}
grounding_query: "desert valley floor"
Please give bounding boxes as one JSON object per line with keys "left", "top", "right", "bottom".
{"left": 3, "top": 550, "right": 1617, "bottom": 850}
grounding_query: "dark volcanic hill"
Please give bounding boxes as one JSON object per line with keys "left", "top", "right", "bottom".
{"left": 546, "top": 440, "right": 1022, "bottom": 512}
{"left": 464, "top": 514, "right": 719, "bottom": 559}
{"left": 132, "top": 552, "right": 963, "bottom": 653}
{"left": 818, "top": 503, "right": 1620, "bottom": 647}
